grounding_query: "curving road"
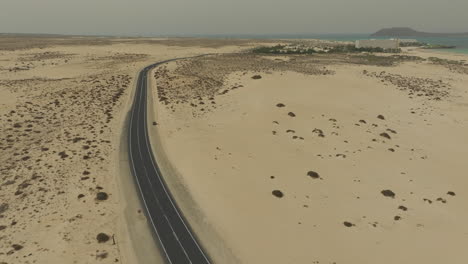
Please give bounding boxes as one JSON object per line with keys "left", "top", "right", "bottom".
{"left": 128, "top": 58, "right": 211, "bottom": 264}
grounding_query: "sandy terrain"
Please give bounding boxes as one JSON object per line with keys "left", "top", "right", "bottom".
{"left": 1, "top": 35, "right": 467, "bottom": 264}
{"left": 0, "top": 37, "right": 275, "bottom": 264}
{"left": 151, "top": 50, "right": 468, "bottom": 263}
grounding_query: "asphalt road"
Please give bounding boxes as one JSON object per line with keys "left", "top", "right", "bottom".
{"left": 128, "top": 59, "right": 211, "bottom": 264}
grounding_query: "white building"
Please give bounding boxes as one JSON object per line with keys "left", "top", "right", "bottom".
{"left": 355, "top": 39, "right": 400, "bottom": 49}
{"left": 398, "top": 39, "right": 419, "bottom": 43}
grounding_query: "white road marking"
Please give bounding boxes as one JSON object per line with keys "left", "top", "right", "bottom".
{"left": 130, "top": 57, "right": 213, "bottom": 264}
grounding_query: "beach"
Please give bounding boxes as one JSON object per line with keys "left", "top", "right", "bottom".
{"left": 1, "top": 36, "right": 468, "bottom": 264}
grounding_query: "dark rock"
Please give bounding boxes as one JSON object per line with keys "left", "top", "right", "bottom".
{"left": 377, "top": 115, "right": 385, "bottom": 120}
{"left": 307, "top": 171, "right": 320, "bottom": 179}
{"left": 96, "top": 192, "right": 108, "bottom": 201}
{"left": 276, "top": 103, "right": 285, "bottom": 107}
{"left": 12, "top": 244, "right": 23, "bottom": 251}
{"left": 380, "top": 132, "right": 391, "bottom": 139}
{"left": 58, "top": 151, "right": 69, "bottom": 159}
{"left": 312, "top": 128, "right": 325, "bottom": 137}
{"left": 343, "top": 221, "right": 354, "bottom": 227}
{"left": 78, "top": 194, "right": 85, "bottom": 199}
{"left": 381, "top": 189, "right": 395, "bottom": 198}
{"left": 96, "top": 252, "right": 108, "bottom": 259}
{"left": 96, "top": 233, "right": 110, "bottom": 243}
{"left": 272, "top": 190, "right": 284, "bottom": 198}
{"left": 288, "top": 112, "right": 296, "bottom": 117}
{"left": 251, "top": 75, "right": 262, "bottom": 80}
{"left": 398, "top": 205, "right": 408, "bottom": 211}
{"left": 447, "top": 191, "right": 456, "bottom": 196}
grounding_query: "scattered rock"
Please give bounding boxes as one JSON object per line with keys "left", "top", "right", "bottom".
{"left": 307, "top": 171, "right": 320, "bottom": 179}
{"left": 288, "top": 112, "right": 296, "bottom": 117}
{"left": 96, "top": 192, "right": 108, "bottom": 201}
{"left": 58, "top": 151, "right": 69, "bottom": 159}
{"left": 377, "top": 115, "right": 385, "bottom": 120}
{"left": 343, "top": 221, "right": 354, "bottom": 227}
{"left": 12, "top": 244, "right": 23, "bottom": 251}
{"left": 381, "top": 189, "right": 395, "bottom": 198}
{"left": 380, "top": 132, "right": 391, "bottom": 140}
{"left": 272, "top": 190, "right": 284, "bottom": 198}
{"left": 447, "top": 191, "right": 456, "bottom": 196}
{"left": 251, "top": 75, "right": 262, "bottom": 80}
{"left": 78, "top": 194, "right": 85, "bottom": 199}
{"left": 96, "top": 251, "right": 108, "bottom": 260}
{"left": 423, "top": 198, "right": 433, "bottom": 204}
{"left": 394, "top": 216, "right": 401, "bottom": 221}
{"left": 96, "top": 233, "right": 110, "bottom": 243}
{"left": 276, "top": 103, "right": 285, "bottom": 107}
{"left": 398, "top": 205, "right": 408, "bottom": 211}
{"left": 312, "top": 128, "right": 325, "bottom": 137}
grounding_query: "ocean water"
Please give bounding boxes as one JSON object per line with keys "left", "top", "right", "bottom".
{"left": 184, "top": 33, "right": 468, "bottom": 54}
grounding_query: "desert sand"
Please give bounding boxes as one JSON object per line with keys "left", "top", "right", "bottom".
{"left": 150, "top": 49, "right": 468, "bottom": 263}
{"left": 1, "top": 36, "right": 468, "bottom": 264}
{"left": 0, "top": 36, "right": 277, "bottom": 264}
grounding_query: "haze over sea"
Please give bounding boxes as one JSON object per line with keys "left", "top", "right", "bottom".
{"left": 171, "top": 33, "right": 468, "bottom": 54}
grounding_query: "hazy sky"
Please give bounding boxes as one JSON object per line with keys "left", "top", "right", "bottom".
{"left": 1, "top": 0, "right": 467, "bottom": 35}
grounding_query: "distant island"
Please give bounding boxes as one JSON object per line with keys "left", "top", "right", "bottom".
{"left": 372, "top": 27, "right": 468, "bottom": 37}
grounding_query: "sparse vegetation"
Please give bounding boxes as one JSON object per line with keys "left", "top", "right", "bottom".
{"left": 252, "top": 44, "right": 401, "bottom": 55}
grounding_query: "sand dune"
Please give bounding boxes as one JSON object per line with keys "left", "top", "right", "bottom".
{"left": 151, "top": 50, "right": 468, "bottom": 264}
{"left": 1, "top": 36, "right": 467, "bottom": 263}
{"left": 0, "top": 37, "right": 266, "bottom": 264}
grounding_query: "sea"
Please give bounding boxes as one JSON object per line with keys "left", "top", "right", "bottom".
{"left": 177, "top": 33, "right": 468, "bottom": 55}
